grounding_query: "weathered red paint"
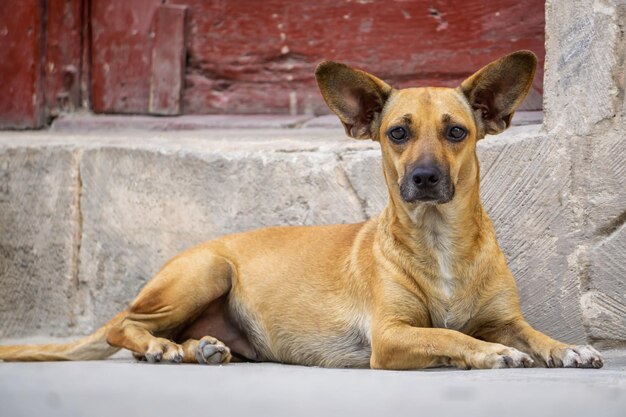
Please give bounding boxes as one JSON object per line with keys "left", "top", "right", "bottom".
{"left": 149, "top": 4, "right": 188, "bottom": 115}
{"left": 1, "top": 0, "right": 545, "bottom": 124}
{"left": 45, "top": 0, "right": 83, "bottom": 116}
{"left": 0, "top": 0, "right": 46, "bottom": 128}
{"left": 90, "top": 0, "right": 544, "bottom": 116}
{"left": 176, "top": 0, "right": 545, "bottom": 114}
{"left": 80, "top": 0, "right": 92, "bottom": 109}
{"left": 90, "top": 0, "right": 162, "bottom": 114}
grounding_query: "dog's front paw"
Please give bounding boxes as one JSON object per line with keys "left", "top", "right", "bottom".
{"left": 463, "top": 344, "right": 534, "bottom": 369}
{"left": 488, "top": 346, "right": 534, "bottom": 369}
{"left": 539, "top": 345, "right": 603, "bottom": 369}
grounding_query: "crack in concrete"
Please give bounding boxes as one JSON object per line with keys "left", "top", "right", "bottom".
{"left": 610, "top": 3, "right": 625, "bottom": 126}
{"left": 597, "top": 210, "right": 626, "bottom": 238}
{"left": 273, "top": 146, "right": 321, "bottom": 154}
{"left": 70, "top": 149, "right": 84, "bottom": 330}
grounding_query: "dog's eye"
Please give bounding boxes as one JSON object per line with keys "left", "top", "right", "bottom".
{"left": 388, "top": 127, "right": 408, "bottom": 142}
{"left": 447, "top": 126, "right": 467, "bottom": 142}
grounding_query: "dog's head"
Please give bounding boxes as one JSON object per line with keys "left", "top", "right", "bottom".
{"left": 316, "top": 51, "right": 537, "bottom": 205}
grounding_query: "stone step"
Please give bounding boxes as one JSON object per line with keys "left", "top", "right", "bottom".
{"left": 2, "top": 123, "right": 616, "bottom": 347}
{"left": 49, "top": 111, "right": 543, "bottom": 132}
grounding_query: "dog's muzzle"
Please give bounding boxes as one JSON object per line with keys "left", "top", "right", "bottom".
{"left": 399, "top": 165, "right": 455, "bottom": 204}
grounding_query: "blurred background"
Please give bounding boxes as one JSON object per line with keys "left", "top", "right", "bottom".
{"left": 0, "top": 0, "right": 544, "bottom": 129}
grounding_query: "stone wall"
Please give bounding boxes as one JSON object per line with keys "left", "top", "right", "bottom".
{"left": 0, "top": 1, "right": 624, "bottom": 347}
{"left": 542, "top": 0, "right": 626, "bottom": 346}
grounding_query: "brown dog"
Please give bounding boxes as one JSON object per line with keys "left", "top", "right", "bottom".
{"left": 0, "top": 51, "right": 604, "bottom": 369}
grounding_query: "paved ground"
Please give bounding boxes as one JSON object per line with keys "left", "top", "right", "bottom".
{"left": 1, "top": 348, "right": 624, "bottom": 417}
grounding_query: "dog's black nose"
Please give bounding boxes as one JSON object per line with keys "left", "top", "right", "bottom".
{"left": 412, "top": 166, "right": 441, "bottom": 188}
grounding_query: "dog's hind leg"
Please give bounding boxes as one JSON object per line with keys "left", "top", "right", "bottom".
{"left": 106, "top": 245, "right": 234, "bottom": 364}
{"left": 179, "top": 336, "right": 231, "bottom": 364}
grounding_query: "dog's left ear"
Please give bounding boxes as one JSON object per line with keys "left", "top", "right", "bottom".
{"left": 460, "top": 51, "right": 537, "bottom": 136}
{"left": 316, "top": 61, "right": 392, "bottom": 140}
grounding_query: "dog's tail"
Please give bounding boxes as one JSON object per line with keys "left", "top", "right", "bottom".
{"left": 0, "top": 311, "right": 127, "bottom": 362}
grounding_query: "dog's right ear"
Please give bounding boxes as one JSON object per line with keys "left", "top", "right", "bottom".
{"left": 315, "top": 61, "right": 392, "bottom": 140}
{"left": 459, "top": 51, "right": 537, "bottom": 137}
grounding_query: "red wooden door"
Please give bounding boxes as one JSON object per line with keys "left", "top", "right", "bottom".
{"left": 90, "top": 0, "right": 544, "bottom": 116}
{"left": 0, "top": 1, "right": 47, "bottom": 128}
{"left": 0, "top": 0, "right": 544, "bottom": 127}
{"left": 0, "top": 0, "right": 83, "bottom": 128}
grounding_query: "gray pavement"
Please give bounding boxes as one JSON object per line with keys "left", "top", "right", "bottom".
{"left": 1, "top": 349, "right": 625, "bottom": 417}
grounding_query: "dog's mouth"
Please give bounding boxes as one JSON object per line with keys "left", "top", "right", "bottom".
{"left": 399, "top": 180, "right": 455, "bottom": 205}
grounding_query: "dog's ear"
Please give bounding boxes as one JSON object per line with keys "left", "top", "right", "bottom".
{"left": 460, "top": 51, "right": 537, "bottom": 136}
{"left": 316, "top": 61, "right": 392, "bottom": 140}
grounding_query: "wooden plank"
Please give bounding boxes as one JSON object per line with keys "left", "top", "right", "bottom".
{"left": 80, "top": 0, "right": 91, "bottom": 109}
{"left": 149, "top": 4, "right": 187, "bottom": 115}
{"left": 90, "top": 0, "right": 161, "bottom": 114}
{"left": 45, "top": 0, "right": 83, "bottom": 116}
{"left": 0, "top": 0, "right": 46, "bottom": 128}
{"left": 173, "top": 0, "right": 545, "bottom": 114}
{"left": 89, "top": 0, "right": 544, "bottom": 115}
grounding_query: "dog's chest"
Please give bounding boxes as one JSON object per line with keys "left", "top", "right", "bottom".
{"left": 423, "top": 225, "right": 470, "bottom": 330}
{"left": 428, "top": 271, "right": 467, "bottom": 330}
{"left": 429, "top": 295, "right": 468, "bottom": 330}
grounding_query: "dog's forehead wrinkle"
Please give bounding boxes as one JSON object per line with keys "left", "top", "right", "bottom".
{"left": 386, "top": 88, "right": 473, "bottom": 128}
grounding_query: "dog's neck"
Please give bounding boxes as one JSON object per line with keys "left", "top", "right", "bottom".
{"left": 379, "top": 172, "right": 485, "bottom": 273}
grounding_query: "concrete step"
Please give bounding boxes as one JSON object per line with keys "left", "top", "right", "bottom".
{"left": 49, "top": 111, "right": 543, "bottom": 132}
{"left": 0, "top": 122, "right": 623, "bottom": 348}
